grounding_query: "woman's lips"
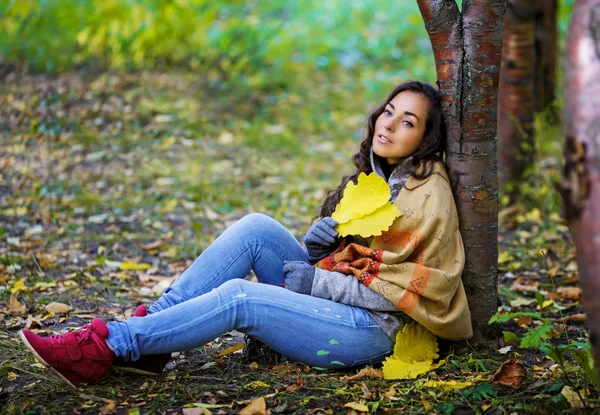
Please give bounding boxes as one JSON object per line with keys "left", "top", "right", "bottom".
{"left": 377, "top": 134, "right": 392, "bottom": 144}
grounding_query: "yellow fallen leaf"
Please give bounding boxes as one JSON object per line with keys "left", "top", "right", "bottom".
{"left": 382, "top": 323, "right": 439, "bottom": 380}
{"left": 239, "top": 396, "right": 267, "bottom": 415}
{"left": 7, "top": 372, "right": 18, "bottom": 381}
{"left": 561, "top": 385, "right": 585, "bottom": 408}
{"left": 217, "top": 343, "right": 244, "bottom": 357}
{"left": 332, "top": 172, "right": 392, "bottom": 224}
{"left": 536, "top": 299, "right": 554, "bottom": 310}
{"left": 10, "top": 280, "right": 28, "bottom": 294}
{"left": 343, "top": 402, "right": 369, "bottom": 412}
{"left": 336, "top": 203, "right": 402, "bottom": 237}
{"left": 421, "top": 397, "right": 432, "bottom": 410}
{"left": 119, "top": 262, "right": 152, "bottom": 271}
{"left": 45, "top": 302, "right": 70, "bottom": 314}
{"left": 422, "top": 379, "right": 473, "bottom": 390}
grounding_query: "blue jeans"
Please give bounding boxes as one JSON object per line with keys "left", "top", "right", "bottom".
{"left": 106, "top": 213, "right": 394, "bottom": 369}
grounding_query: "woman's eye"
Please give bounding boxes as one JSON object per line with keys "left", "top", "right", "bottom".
{"left": 384, "top": 109, "right": 392, "bottom": 116}
{"left": 403, "top": 120, "right": 414, "bottom": 127}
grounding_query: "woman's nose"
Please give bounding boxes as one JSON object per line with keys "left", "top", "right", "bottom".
{"left": 383, "top": 119, "right": 395, "bottom": 131}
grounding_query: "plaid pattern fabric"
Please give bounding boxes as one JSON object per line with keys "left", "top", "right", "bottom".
{"left": 316, "top": 162, "right": 473, "bottom": 340}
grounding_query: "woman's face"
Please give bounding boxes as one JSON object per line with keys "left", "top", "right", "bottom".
{"left": 372, "top": 91, "right": 429, "bottom": 164}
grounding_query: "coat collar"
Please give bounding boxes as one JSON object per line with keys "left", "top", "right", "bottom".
{"left": 370, "top": 148, "right": 413, "bottom": 202}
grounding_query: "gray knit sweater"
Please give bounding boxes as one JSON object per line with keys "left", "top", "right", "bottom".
{"left": 307, "top": 149, "right": 415, "bottom": 340}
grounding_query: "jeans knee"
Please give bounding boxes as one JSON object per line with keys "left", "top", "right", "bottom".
{"left": 236, "top": 213, "right": 276, "bottom": 230}
{"left": 218, "top": 278, "right": 252, "bottom": 295}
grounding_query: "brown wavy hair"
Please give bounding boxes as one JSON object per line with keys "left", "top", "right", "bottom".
{"left": 316, "top": 80, "right": 447, "bottom": 219}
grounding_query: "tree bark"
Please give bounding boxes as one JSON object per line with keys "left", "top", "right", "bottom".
{"left": 560, "top": 0, "right": 600, "bottom": 371}
{"left": 534, "top": 0, "right": 558, "bottom": 112}
{"left": 498, "top": 0, "right": 535, "bottom": 191}
{"left": 418, "top": 0, "right": 506, "bottom": 347}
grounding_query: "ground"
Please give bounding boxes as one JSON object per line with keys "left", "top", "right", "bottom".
{"left": 0, "top": 72, "right": 598, "bottom": 414}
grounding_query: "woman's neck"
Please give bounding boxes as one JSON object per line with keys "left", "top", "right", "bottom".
{"left": 380, "top": 158, "right": 398, "bottom": 181}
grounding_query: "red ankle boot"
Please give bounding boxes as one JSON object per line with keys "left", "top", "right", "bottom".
{"left": 19, "top": 318, "right": 116, "bottom": 388}
{"left": 111, "top": 305, "right": 171, "bottom": 376}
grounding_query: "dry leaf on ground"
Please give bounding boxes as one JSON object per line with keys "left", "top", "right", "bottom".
{"left": 562, "top": 313, "right": 587, "bottom": 324}
{"left": 492, "top": 356, "right": 526, "bottom": 389}
{"left": 561, "top": 385, "right": 586, "bottom": 408}
{"left": 343, "top": 402, "right": 369, "bottom": 412}
{"left": 239, "top": 397, "right": 267, "bottom": 415}
{"left": 135, "top": 240, "right": 165, "bottom": 251}
{"left": 4, "top": 295, "right": 26, "bottom": 314}
{"left": 217, "top": 343, "right": 244, "bottom": 357}
{"left": 556, "top": 286, "right": 582, "bottom": 301}
{"left": 46, "top": 302, "right": 70, "bottom": 314}
{"left": 344, "top": 367, "right": 384, "bottom": 381}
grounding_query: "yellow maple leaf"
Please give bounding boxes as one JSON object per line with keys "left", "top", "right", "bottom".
{"left": 382, "top": 322, "right": 439, "bottom": 380}
{"left": 332, "top": 172, "right": 402, "bottom": 237}
{"left": 332, "top": 172, "right": 391, "bottom": 224}
{"left": 336, "top": 202, "right": 401, "bottom": 237}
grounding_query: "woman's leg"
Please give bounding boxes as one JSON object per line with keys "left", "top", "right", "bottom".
{"left": 108, "top": 279, "right": 394, "bottom": 367}
{"left": 149, "top": 213, "right": 309, "bottom": 313}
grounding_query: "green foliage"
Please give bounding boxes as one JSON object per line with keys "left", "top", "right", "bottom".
{"left": 541, "top": 341, "right": 600, "bottom": 388}
{"left": 0, "top": 0, "right": 435, "bottom": 98}
{"left": 489, "top": 312, "right": 548, "bottom": 325}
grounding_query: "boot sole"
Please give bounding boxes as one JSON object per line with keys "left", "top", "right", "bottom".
{"left": 19, "top": 330, "right": 78, "bottom": 389}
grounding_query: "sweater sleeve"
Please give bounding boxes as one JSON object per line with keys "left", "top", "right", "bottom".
{"left": 311, "top": 268, "right": 399, "bottom": 312}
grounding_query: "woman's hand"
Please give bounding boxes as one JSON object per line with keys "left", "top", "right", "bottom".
{"left": 304, "top": 217, "right": 339, "bottom": 264}
{"left": 282, "top": 261, "right": 315, "bottom": 295}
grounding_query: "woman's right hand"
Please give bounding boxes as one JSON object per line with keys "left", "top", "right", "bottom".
{"left": 304, "top": 217, "right": 339, "bottom": 264}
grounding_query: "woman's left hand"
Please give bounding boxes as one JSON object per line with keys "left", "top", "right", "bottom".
{"left": 282, "top": 261, "right": 315, "bottom": 295}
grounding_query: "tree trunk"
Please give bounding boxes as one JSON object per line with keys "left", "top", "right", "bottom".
{"left": 560, "top": 0, "right": 600, "bottom": 371}
{"left": 418, "top": 0, "right": 506, "bottom": 347}
{"left": 498, "top": 0, "right": 536, "bottom": 192}
{"left": 534, "top": 0, "right": 558, "bottom": 112}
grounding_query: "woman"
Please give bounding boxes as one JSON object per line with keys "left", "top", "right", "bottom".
{"left": 19, "top": 81, "right": 472, "bottom": 388}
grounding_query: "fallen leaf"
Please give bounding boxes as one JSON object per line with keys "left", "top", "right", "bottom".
{"left": 7, "top": 372, "right": 18, "bottom": 381}
{"left": 217, "top": 343, "right": 244, "bottom": 357}
{"left": 5, "top": 295, "right": 26, "bottom": 314}
{"left": 382, "top": 322, "right": 439, "bottom": 380}
{"left": 556, "top": 286, "right": 582, "bottom": 301}
{"left": 46, "top": 302, "right": 70, "bottom": 314}
{"left": 271, "top": 363, "right": 302, "bottom": 373}
{"left": 239, "top": 397, "right": 267, "bottom": 415}
{"left": 343, "top": 402, "right": 369, "bottom": 412}
{"left": 182, "top": 408, "right": 211, "bottom": 415}
{"left": 10, "top": 280, "right": 28, "bottom": 294}
{"left": 25, "top": 314, "right": 42, "bottom": 329}
{"left": 516, "top": 316, "right": 532, "bottom": 327}
{"left": 510, "top": 282, "right": 539, "bottom": 292}
{"left": 492, "top": 356, "right": 526, "bottom": 389}
{"left": 248, "top": 362, "right": 259, "bottom": 369}
{"left": 285, "top": 379, "right": 302, "bottom": 392}
{"left": 421, "top": 396, "right": 432, "bottom": 410}
{"left": 344, "top": 367, "right": 384, "bottom": 381}
{"left": 136, "top": 240, "right": 165, "bottom": 251}
{"left": 561, "top": 385, "right": 585, "bottom": 408}
{"left": 510, "top": 297, "right": 536, "bottom": 308}
{"left": 563, "top": 313, "right": 587, "bottom": 324}
{"left": 119, "top": 261, "right": 152, "bottom": 271}
{"left": 360, "top": 382, "right": 372, "bottom": 399}
{"left": 497, "top": 346, "right": 512, "bottom": 355}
